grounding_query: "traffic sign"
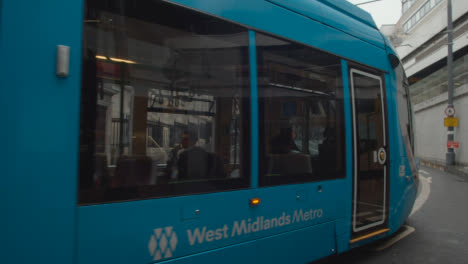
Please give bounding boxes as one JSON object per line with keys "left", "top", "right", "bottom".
{"left": 445, "top": 106, "right": 456, "bottom": 117}
{"left": 444, "top": 117, "right": 459, "bottom": 127}
{"left": 447, "top": 141, "right": 460, "bottom": 149}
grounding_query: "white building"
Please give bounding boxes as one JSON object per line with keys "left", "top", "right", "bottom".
{"left": 383, "top": 0, "right": 468, "bottom": 166}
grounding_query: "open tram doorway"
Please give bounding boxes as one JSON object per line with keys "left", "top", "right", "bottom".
{"left": 349, "top": 68, "right": 389, "bottom": 241}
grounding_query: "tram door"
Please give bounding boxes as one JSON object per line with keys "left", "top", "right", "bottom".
{"left": 349, "top": 69, "right": 388, "bottom": 238}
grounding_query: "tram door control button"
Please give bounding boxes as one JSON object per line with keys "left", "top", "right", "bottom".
{"left": 377, "top": 147, "right": 387, "bottom": 165}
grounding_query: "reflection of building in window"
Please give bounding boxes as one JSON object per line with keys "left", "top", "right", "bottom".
{"left": 79, "top": 0, "right": 250, "bottom": 204}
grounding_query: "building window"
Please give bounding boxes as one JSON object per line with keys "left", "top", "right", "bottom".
{"left": 79, "top": 0, "right": 251, "bottom": 204}
{"left": 256, "top": 33, "right": 346, "bottom": 186}
{"left": 403, "top": 0, "right": 442, "bottom": 32}
{"left": 403, "top": 0, "right": 417, "bottom": 13}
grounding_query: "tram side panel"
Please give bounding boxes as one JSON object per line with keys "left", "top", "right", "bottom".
{"left": 0, "top": 0, "right": 83, "bottom": 263}
{"left": 0, "top": 0, "right": 401, "bottom": 264}
{"left": 76, "top": 1, "right": 351, "bottom": 263}
{"left": 384, "top": 55, "right": 419, "bottom": 232}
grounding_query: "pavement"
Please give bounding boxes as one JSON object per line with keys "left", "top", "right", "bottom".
{"left": 315, "top": 165, "right": 468, "bottom": 264}
{"left": 446, "top": 165, "right": 468, "bottom": 178}
{"left": 420, "top": 158, "right": 468, "bottom": 179}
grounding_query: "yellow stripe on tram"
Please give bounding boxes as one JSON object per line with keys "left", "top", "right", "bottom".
{"left": 350, "top": 228, "right": 391, "bottom": 244}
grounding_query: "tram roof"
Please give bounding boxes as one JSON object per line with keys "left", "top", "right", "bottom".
{"left": 266, "top": 0, "right": 384, "bottom": 51}
{"left": 269, "top": 0, "right": 378, "bottom": 30}
{"left": 319, "top": 0, "right": 377, "bottom": 29}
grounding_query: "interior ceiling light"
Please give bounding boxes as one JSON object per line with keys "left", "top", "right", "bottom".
{"left": 95, "top": 55, "right": 137, "bottom": 64}
{"left": 109, "top": 57, "right": 137, "bottom": 64}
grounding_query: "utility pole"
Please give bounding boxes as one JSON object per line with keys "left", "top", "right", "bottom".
{"left": 446, "top": 0, "right": 455, "bottom": 166}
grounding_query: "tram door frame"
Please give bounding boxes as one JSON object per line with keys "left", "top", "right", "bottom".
{"left": 349, "top": 68, "right": 389, "bottom": 238}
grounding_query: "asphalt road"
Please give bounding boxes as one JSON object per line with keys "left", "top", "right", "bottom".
{"left": 317, "top": 166, "right": 468, "bottom": 264}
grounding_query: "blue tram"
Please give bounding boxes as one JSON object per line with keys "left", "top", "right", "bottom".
{"left": 0, "top": 0, "right": 418, "bottom": 263}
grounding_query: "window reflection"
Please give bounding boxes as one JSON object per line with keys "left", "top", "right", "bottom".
{"left": 256, "top": 34, "right": 346, "bottom": 186}
{"left": 396, "top": 65, "right": 417, "bottom": 175}
{"left": 79, "top": 0, "right": 250, "bottom": 204}
{"left": 353, "top": 73, "right": 384, "bottom": 172}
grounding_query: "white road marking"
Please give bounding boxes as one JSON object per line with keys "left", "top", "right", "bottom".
{"left": 410, "top": 172, "right": 432, "bottom": 216}
{"left": 373, "top": 225, "right": 416, "bottom": 251}
{"left": 419, "top": 170, "right": 429, "bottom": 175}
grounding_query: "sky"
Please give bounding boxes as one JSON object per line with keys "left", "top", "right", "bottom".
{"left": 347, "top": 0, "right": 403, "bottom": 28}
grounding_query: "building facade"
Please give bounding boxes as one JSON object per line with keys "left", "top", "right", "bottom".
{"left": 383, "top": 0, "right": 468, "bottom": 166}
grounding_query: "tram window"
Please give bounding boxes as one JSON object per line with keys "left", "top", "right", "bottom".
{"left": 395, "top": 63, "right": 417, "bottom": 176}
{"left": 79, "top": 0, "right": 250, "bottom": 204}
{"left": 256, "top": 33, "right": 346, "bottom": 186}
{"left": 396, "top": 64, "right": 414, "bottom": 153}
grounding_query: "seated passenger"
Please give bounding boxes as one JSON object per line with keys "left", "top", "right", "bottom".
{"left": 317, "top": 127, "right": 338, "bottom": 178}
{"left": 165, "top": 132, "right": 189, "bottom": 180}
{"left": 177, "top": 145, "right": 210, "bottom": 180}
{"left": 176, "top": 133, "right": 226, "bottom": 180}
{"left": 270, "top": 126, "right": 299, "bottom": 154}
{"left": 268, "top": 124, "right": 311, "bottom": 177}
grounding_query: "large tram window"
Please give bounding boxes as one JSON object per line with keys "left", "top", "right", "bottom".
{"left": 256, "top": 34, "right": 346, "bottom": 186}
{"left": 79, "top": 0, "right": 250, "bottom": 204}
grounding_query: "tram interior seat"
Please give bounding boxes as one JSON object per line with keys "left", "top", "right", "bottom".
{"left": 112, "top": 149, "right": 227, "bottom": 187}
{"left": 267, "top": 153, "right": 312, "bottom": 176}
{"left": 93, "top": 153, "right": 110, "bottom": 187}
{"left": 114, "top": 155, "right": 152, "bottom": 187}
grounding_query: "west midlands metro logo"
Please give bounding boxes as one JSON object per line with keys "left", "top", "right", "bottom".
{"left": 148, "top": 226, "right": 178, "bottom": 261}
